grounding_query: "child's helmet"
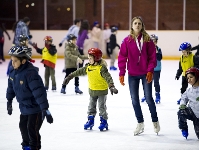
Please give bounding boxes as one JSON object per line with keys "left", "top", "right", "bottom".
{"left": 67, "top": 34, "right": 77, "bottom": 42}
{"left": 88, "top": 48, "right": 102, "bottom": 62}
{"left": 8, "top": 46, "right": 32, "bottom": 59}
{"left": 111, "top": 26, "right": 118, "bottom": 33}
{"left": 179, "top": 42, "right": 191, "bottom": 51}
{"left": 150, "top": 34, "right": 158, "bottom": 41}
{"left": 44, "top": 36, "right": 53, "bottom": 42}
{"left": 186, "top": 67, "right": 199, "bottom": 79}
{"left": 18, "top": 34, "right": 29, "bottom": 45}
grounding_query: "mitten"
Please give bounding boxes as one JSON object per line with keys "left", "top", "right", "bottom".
{"left": 63, "top": 74, "right": 74, "bottom": 85}
{"left": 179, "top": 104, "right": 187, "bottom": 110}
{"left": 32, "top": 42, "right": 38, "bottom": 49}
{"left": 77, "top": 57, "right": 83, "bottom": 64}
{"left": 42, "top": 109, "right": 53, "bottom": 124}
{"left": 175, "top": 76, "right": 180, "bottom": 80}
{"left": 119, "top": 76, "right": 125, "bottom": 86}
{"left": 146, "top": 72, "right": 153, "bottom": 83}
{"left": 109, "top": 84, "right": 118, "bottom": 95}
{"left": 59, "top": 43, "right": 62, "bottom": 47}
{"left": 7, "top": 101, "right": 13, "bottom": 115}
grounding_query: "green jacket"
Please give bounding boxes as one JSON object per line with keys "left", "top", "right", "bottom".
{"left": 64, "top": 43, "right": 88, "bottom": 68}
{"left": 70, "top": 60, "right": 114, "bottom": 97}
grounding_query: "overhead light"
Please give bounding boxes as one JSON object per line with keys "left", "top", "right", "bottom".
{"left": 67, "top": 7, "right": 70, "bottom": 11}
{"left": 26, "top": 4, "right": 29, "bottom": 8}
{"left": 31, "top": 3, "right": 35, "bottom": 6}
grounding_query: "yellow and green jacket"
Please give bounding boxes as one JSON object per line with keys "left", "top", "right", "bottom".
{"left": 70, "top": 59, "right": 114, "bottom": 97}
{"left": 176, "top": 53, "right": 194, "bottom": 77}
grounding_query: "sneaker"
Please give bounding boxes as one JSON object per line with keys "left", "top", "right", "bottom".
{"left": 153, "top": 121, "right": 160, "bottom": 134}
{"left": 134, "top": 122, "right": 144, "bottom": 136}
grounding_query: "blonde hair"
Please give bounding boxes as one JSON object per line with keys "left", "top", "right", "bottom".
{"left": 130, "top": 16, "right": 151, "bottom": 42}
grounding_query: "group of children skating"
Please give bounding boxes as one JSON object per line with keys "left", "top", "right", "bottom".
{"left": 5, "top": 32, "right": 199, "bottom": 150}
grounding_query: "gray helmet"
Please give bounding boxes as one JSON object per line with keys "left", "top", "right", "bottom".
{"left": 67, "top": 34, "right": 77, "bottom": 42}
{"left": 8, "top": 46, "right": 32, "bottom": 60}
{"left": 150, "top": 34, "right": 158, "bottom": 41}
{"left": 18, "top": 34, "right": 29, "bottom": 45}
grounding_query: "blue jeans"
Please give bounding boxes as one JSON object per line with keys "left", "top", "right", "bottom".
{"left": 128, "top": 75, "right": 158, "bottom": 123}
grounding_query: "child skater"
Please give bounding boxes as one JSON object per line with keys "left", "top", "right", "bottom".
{"left": 60, "top": 34, "right": 88, "bottom": 94}
{"left": 108, "top": 26, "right": 120, "bottom": 70}
{"left": 32, "top": 36, "right": 57, "bottom": 91}
{"left": 178, "top": 67, "right": 199, "bottom": 139}
{"left": 62, "top": 48, "right": 118, "bottom": 131}
{"left": 175, "top": 42, "right": 195, "bottom": 104}
{"left": 6, "top": 45, "right": 53, "bottom": 150}
{"left": 141, "top": 34, "right": 162, "bottom": 104}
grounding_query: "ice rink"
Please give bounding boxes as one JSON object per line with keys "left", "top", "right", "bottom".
{"left": 0, "top": 59, "right": 198, "bottom": 150}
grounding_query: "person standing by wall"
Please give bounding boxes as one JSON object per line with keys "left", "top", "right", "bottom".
{"left": 103, "top": 23, "right": 111, "bottom": 57}
{"left": 0, "top": 23, "right": 11, "bottom": 63}
{"left": 118, "top": 16, "right": 160, "bottom": 136}
{"left": 77, "top": 20, "right": 90, "bottom": 68}
{"left": 91, "top": 21, "right": 102, "bottom": 48}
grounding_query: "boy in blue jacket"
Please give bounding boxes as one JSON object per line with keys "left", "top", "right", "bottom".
{"left": 6, "top": 45, "right": 53, "bottom": 150}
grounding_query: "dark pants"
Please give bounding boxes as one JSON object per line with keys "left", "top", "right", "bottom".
{"left": 181, "top": 76, "right": 188, "bottom": 94}
{"left": 78, "top": 48, "right": 84, "bottom": 68}
{"left": 128, "top": 75, "right": 158, "bottom": 123}
{"left": 44, "top": 66, "right": 56, "bottom": 88}
{"left": 0, "top": 42, "right": 4, "bottom": 60}
{"left": 7, "top": 59, "right": 12, "bottom": 76}
{"left": 106, "top": 42, "right": 110, "bottom": 57}
{"left": 62, "top": 68, "right": 79, "bottom": 88}
{"left": 19, "top": 112, "right": 43, "bottom": 150}
{"left": 178, "top": 107, "right": 199, "bottom": 139}
{"left": 153, "top": 71, "right": 161, "bottom": 93}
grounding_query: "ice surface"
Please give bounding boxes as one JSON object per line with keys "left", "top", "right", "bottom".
{"left": 0, "top": 59, "right": 198, "bottom": 150}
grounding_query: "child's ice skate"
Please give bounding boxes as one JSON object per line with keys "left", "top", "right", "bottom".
{"left": 98, "top": 116, "right": 108, "bottom": 131}
{"left": 45, "top": 86, "right": 48, "bottom": 91}
{"left": 84, "top": 115, "right": 95, "bottom": 130}
{"left": 60, "top": 86, "right": 66, "bottom": 94}
{"left": 75, "top": 86, "right": 83, "bottom": 94}
{"left": 155, "top": 92, "right": 161, "bottom": 104}
{"left": 134, "top": 122, "right": 144, "bottom": 136}
{"left": 52, "top": 86, "right": 56, "bottom": 92}
{"left": 110, "top": 66, "right": 117, "bottom": 71}
{"left": 153, "top": 121, "right": 160, "bottom": 135}
{"left": 182, "top": 129, "right": 188, "bottom": 139}
{"left": 23, "top": 146, "right": 30, "bottom": 150}
{"left": 141, "top": 96, "right": 146, "bottom": 102}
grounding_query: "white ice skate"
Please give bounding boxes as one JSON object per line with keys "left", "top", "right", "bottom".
{"left": 134, "top": 122, "right": 144, "bottom": 136}
{"left": 153, "top": 121, "right": 160, "bottom": 135}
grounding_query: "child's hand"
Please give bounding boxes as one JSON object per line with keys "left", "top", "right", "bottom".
{"left": 179, "top": 104, "right": 187, "bottom": 110}
{"left": 109, "top": 84, "right": 118, "bottom": 95}
{"left": 42, "top": 109, "right": 53, "bottom": 124}
{"left": 77, "top": 57, "right": 83, "bottom": 64}
{"left": 7, "top": 101, "right": 12, "bottom": 115}
{"left": 32, "top": 42, "right": 38, "bottom": 49}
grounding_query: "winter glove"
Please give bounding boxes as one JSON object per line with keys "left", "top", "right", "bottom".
{"left": 119, "top": 76, "right": 125, "bottom": 86}
{"left": 42, "top": 109, "right": 53, "bottom": 124}
{"left": 175, "top": 76, "right": 180, "bottom": 80}
{"left": 59, "top": 43, "right": 62, "bottom": 47}
{"left": 32, "top": 42, "right": 38, "bottom": 49}
{"left": 179, "top": 104, "right": 187, "bottom": 110}
{"left": 63, "top": 74, "right": 74, "bottom": 85}
{"left": 146, "top": 72, "right": 153, "bottom": 83}
{"left": 109, "top": 84, "right": 118, "bottom": 95}
{"left": 77, "top": 57, "right": 83, "bottom": 64}
{"left": 7, "top": 101, "right": 13, "bottom": 115}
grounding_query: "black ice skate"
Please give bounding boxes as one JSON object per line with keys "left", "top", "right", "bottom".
{"left": 75, "top": 86, "right": 83, "bottom": 94}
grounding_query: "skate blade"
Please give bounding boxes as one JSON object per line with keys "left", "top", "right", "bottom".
{"left": 134, "top": 130, "right": 144, "bottom": 136}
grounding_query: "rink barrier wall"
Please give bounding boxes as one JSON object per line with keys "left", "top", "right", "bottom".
{"left": 3, "top": 30, "right": 199, "bottom": 60}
